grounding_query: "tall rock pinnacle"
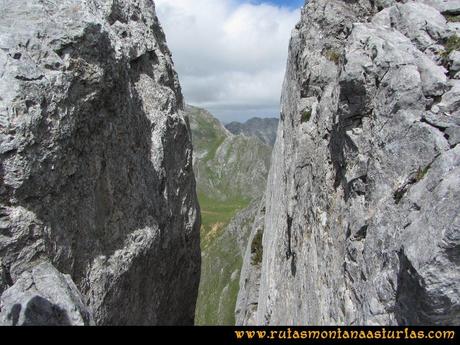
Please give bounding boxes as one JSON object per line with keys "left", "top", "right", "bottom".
{"left": 0, "top": 0, "right": 200, "bottom": 325}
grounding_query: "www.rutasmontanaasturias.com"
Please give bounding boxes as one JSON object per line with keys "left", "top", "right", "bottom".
{"left": 234, "top": 327, "right": 456, "bottom": 341}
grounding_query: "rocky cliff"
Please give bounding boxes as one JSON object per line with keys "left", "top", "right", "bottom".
{"left": 238, "top": 0, "right": 460, "bottom": 325}
{"left": 0, "top": 0, "right": 200, "bottom": 325}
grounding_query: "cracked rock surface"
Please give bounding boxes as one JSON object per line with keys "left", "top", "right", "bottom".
{"left": 0, "top": 0, "right": 200, "bottom": 325}
{"left": 238, "top": 0, "right": 460, "bottom": 325}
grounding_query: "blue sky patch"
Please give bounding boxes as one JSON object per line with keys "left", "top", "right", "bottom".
{"left": 241, "top": 0, "right": 304, "bottom": 9}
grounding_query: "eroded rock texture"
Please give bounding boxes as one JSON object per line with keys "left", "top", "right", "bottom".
{"left": 0, "top": 0, "right": 200, "bottom": 325}
{"left": 238, "top": 0, "right": 460, "bottom": 325}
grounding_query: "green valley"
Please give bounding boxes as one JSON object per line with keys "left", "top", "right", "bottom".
{"left": 186, "top": 105, "right": 276, "bottom": 325}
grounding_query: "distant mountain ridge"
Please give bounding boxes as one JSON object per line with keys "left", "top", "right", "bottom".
{"left": 225, "top": 117, "right": 279, "bottom": 147}
{"left": 187, "top": 105, "right": 271, "bottom": 202}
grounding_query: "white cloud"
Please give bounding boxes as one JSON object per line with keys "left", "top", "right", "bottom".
{"left": 155, "top": 0, "right": 300, "bottom": 122}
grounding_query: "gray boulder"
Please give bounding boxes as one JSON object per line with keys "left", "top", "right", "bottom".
{"left": 449, "top": 51, "right": 460, "bottom": 76}
{"left": 0, "top": 262, "right": 94, "bottom": 326}
{"left": 419, "top": 0, "right": 460, "bottom": 14}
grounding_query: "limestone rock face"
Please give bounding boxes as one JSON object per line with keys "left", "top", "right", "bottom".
{"left": 238, "top": 0, "right": 460, "bottom": 325}
{"left": 235, "top": 197, "right": 266, "bottom": 326}
{"left": 0, "top": 262, "right": 94, "bottom": 326}
{"left": 0, "top": 0, "right": 200, "bottom": 325}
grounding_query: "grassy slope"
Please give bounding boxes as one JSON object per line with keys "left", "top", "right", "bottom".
{"left": 198, "top": 192, "right": 250, "bottom": 249}
{"left": 188, "top": 105, "right": 227, "bottom": 164}
{"left": 187, "top": 105, "right": 268, "bottom": 325}
{"left": 195, "top": 195, "right": 258, "bottom": 325}
{"left": 195, "top": 226, "right": 243, "bottom": 325}
{"left": 195, "top": 172, "right": 250, "bottom": 325}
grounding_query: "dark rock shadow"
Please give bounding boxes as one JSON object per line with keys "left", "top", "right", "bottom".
{"left": 395, "top": 250, "right": 460, "bottom": 325}
{"left": 23, "top": 296, "right": 72, "bottom": 326}
{"left": 395, "top": 250, "right": 426, "bottom": 325}
{"left": 9, "top": 304, "right": 22, "bottom": 326}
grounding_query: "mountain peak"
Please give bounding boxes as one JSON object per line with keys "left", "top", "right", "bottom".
{"left": 225, "top": 117, "right": 279, "bottom": 147}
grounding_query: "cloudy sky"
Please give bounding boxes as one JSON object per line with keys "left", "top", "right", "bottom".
{"left": 155, "top": 0, "right": 304, "bottom": 123}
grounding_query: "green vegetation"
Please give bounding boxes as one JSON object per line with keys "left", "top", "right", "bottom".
{"left": 188, "top": 105, "right": 271, "bottom": 325}
{"left": 393, "top": 187, "right": 406, "bottom": 204}
{"left": 199, "top": 192, "right": 250, "bottom": 249}
{"left": 394, "top": 165, "right": 431, "bottom": 204}
{"left": 445, "top": 14, "right": 460, "bottom": 23}
{"left": 190, "top": 106, "right": 271, "bottom": 202}
{"left": 189, "top": 108, "right": 227, "bottom": 164}
{"left": 195, "top": 192, "right": 251, "bottom": 325}
{"left": 325, "top": 48, "right": 341, "bottom": 64}
{"left": 195, "top": 191, "right": 252, "bottom": 325}
{"left": 301, "top": 109, "right": 312, "bottom": 123}
{"left": 251, "top": 231, "right": 264, "bottom": 266}
{"left": 442, "top": 35, "right": 460, "bottom": 58}
{"left": 415, "top": 165, "right": 430, "bottom": 182}
{"left": 195, "top": 229, "right": 242, "bottom": 325}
